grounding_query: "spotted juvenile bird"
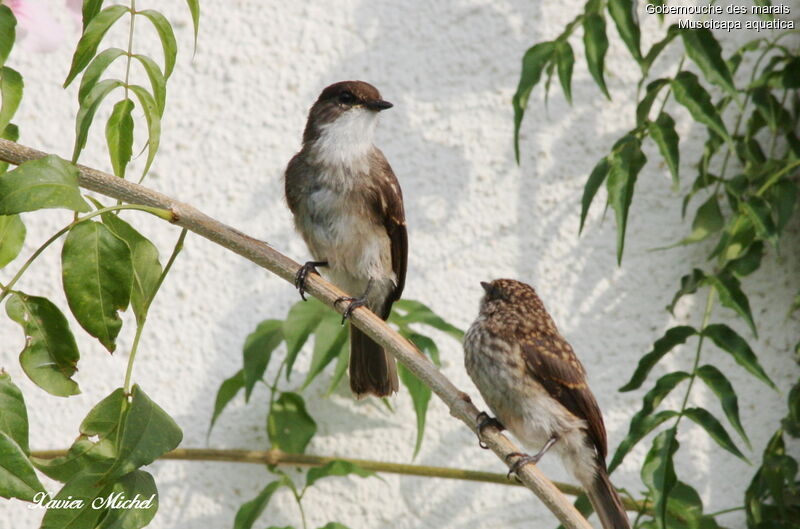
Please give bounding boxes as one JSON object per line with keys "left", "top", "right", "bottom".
{"left": 284, "top": 81, "right": 406, "bottom": 397}
{"left": 464, "top": 279, "right": 630, "bottom": 529}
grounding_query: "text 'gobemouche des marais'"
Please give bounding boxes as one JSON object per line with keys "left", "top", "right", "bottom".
{"left": 645, "top": 3, "right": 794, "bottom": 31}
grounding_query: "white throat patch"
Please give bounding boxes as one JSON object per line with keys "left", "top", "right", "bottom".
{"left": 313, "top": 107, "right": 378, "bottom": 168}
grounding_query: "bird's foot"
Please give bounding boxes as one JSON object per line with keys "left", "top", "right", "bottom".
{"left": 476, "top": 411, "right": 504, "bottom": 449}
{"left": 504, "top": 452, "right": 542, "bottom": 479}
{"left": 294, "top": 261, "right": 327, "bottom": 300}
{"left": 334, "top": 280, "right": 373, "bottom": 324}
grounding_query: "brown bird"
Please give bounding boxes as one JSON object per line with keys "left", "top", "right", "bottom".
{"left": 284, "top": 81, "right": 406, "bottom": 397}
{"left": 464, "top": 279, "right": 630, "bottom": 529}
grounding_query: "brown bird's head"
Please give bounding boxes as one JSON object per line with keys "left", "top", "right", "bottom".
{"left": 478, "top": 279, "right": 548, "bottom": 316}
{"left": 302, "top": 80, "right": 393, "bottom": 145}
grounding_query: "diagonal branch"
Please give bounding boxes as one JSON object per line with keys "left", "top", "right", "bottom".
{"left": 0, "top": 138, "right": 594, "bottom": 529}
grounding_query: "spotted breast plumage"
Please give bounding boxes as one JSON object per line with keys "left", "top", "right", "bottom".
{"left": 464, "top": 279, "right": 629, "bottom": 529}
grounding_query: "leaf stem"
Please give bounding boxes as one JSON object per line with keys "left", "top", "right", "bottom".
{"left": 147, "top": 228, "right": 187, "bottom": 314}
{"left": 0, "top": 204, "right": 169, "bottom": 304}
{"left": 675, "top": 287, "right": 716, "bottom": 427}
{"left": 124, "top": 321, "right": 145, "bottom": 393}
{"left": 123, "top": 1, "right": 136, "bottom": 99}
{"left": 655, "top": 56, "right": 685, "bottom": 118}
{"left": 124, "top": 227, "right": 187, "bottom": 393}
{"left": 706, "top": 505, "right": 745, "bottom": 517}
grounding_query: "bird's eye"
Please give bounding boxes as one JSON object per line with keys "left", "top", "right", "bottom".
{"left": 338, "top": 91, "right": 355, "bottom": 105}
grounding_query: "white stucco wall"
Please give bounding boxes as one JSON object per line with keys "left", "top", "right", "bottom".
{"left": 2, "top": 1, "right": 798, "bottom": 528}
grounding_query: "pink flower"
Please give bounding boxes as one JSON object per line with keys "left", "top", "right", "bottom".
{"left": 5, "top": 0, "right": 81, "bottom": 53}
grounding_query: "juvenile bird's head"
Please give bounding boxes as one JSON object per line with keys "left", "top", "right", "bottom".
{"left": 302, "top": 81, "right": 393, "bottom": 166}
{"left": 478, "top": 278, "right": 549, "bottom": 319}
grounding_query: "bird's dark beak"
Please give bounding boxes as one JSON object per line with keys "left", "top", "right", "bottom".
{"left": 480, "top": 281, "right": 491, "bottom": 293}
{"left": 366, "top": 99, "right": 393, "bottom": 111}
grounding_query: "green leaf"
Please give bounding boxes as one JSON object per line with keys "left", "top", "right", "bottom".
{"left": 105, "top": 98, "right": 135, "bottom": 178}
{"left": 649, "top": 112, "right": 680, "bottom": 188}
{"left": 306, "top": 460, "right": 375, "bottom": 488}
{"left": 579, "top": 156, "right": 610, "bottom": 233}
{"left": 642, "top": 25, "right": 678, "bottom": 74}
{"left": 607, "top": 0, "right": 641, "bottom": 62}
{"left": 208, "top": 370, "right": 243, "bottom": 436}
{"left": 639, "top": 372, "right": 691, "bottom": 418}
{"left": 0, "top": 6, "right": 16, "bottom": 67}
{"left": 233, "top": 477, "right": 288, "bottom": 529}
{"left": 283, "top": 299, "right": 325, "bottom": 379}
{"left": 77, "top": 47, "right": 125, "bottom": 104}
{"left": 126, "top": 84, "right": 161, "bottom": 179}
{"left": 672, "top": 71, "right": 731, "bottom": 144}
{"left": 64, "top": 5, "right": 129, "bottom": 87}
{"left": 398, "top": 363, "right": 432, "bottom": 458}
{"left": 0, "top": 372, "right": 29, "bottom": 453}
{"left": 40, "top": 470, "right": 109, "bottom": 529}
{"left": 407, "top": 332, "right": 440, "bottom": 366}
{"left": 138, "top": 10, "right": 177, "bottom": 79}
{"left": 62, "top": 221, "right": 133, "bottom": 352}
{"left": 0, "top": 155, "right": 89, "bottom": 214}
{"left": 72, "top": 78, "right": 123, "bottom": 162}
{"left": 132, "top": 54, "right": 166, "bottom": 116}
{"left": 681, "top": 28, "right": 736, "bottom": 97}
{"left": 641, "top": 428, "right": 679, "bottom": 529}
{"left": 325, "top": 340, "right": 350, "bottom": 396}
{"left": 512, "top": 41, "right": 555, "bottom": 162}
{"left": 766, "top": 179, "right": 797, "bottom": 234}
{"left": 583, "top": 13, "right": 610, "bottom": 99}
{"left": 6, "top": 293, "right": 80, "bottom": 396}
{"left": 0, "top": 431, "right": 47, "bottom": 502}
{"left": 696, "top": 364, "right": 749, "bottom": 447}
{"left": 620, "top": 326, "right": 696, "bottom": 391}
{"left": 704, "top": 272, "right": 756, "bottom": 336}
{"left": 606, "top": 136, "right": 647, "bottom": 263}
{"left": 32, "top": 437, "right": 116, "bottom": 482}
{"left": 609, "top": 374, "right": 687, "bottom": 471}
{"left": 0, "top": 66, "right": 22, "bottom": 134}
{"left": 711, "top": 213, "right": 755, "bottom": 262}
{"left": 740, "top": 197, "right": 777, "bottom": 247}
{"left": 243, "top": 319, "right": 283, "bottom": 400}
{"left": 0, "top": 122, "right": 18, "bottom": 175}
{"left": 267, "top": 392, "right": 316, "bottom": 454}
{"left": 81, "top": 0, "right": 104, "bottom": 30}
{"left": 703, "top": 323, "right": 775, "bottom": 389}
{"left": 0, "top": 214, "right": 24, "bottom": 268}
{"left": 725, "top": 240, "right": 764, "bottom": 277}
{"left": 186, "top": 0, "right": 200, "bottom": 50}
{"left": 636, "top": 78, "right": 669, "bottom": 125}
{"left": 303, "top": 315, "right": 348, "bottom": 389}
{"left": 99, "top": 209, "right": 162, "bottom": 326}
{"left": 677, "top": 194, "right": 724, "bottom": 246}
{"left": 683, "top": 407, "right": 747, "bottom": 461}
{"left": 390, "top": 299, "right": 464, "bottom": 341}
{"left": 317, "top": 524, "right": 351, "bottom": 529}
{"left": 665, "top": 481, "right": 705, "bottom": 526}
{"left": 752, "top": 86, "right": 791, "bottom": 133}
{"left": 667, "top": 268, "right": 706, "bottom": 314}
{"left": 81, "top": 388, "right": 125, "bottom": 438}
{"left": 555, "top": 41, "right": 574, "bottom": 104}
{"left": 95, "top": 470, "right": 158, "bottom": 529}
{"left": 103, "top": 384, "right": 183, "bottom": 481}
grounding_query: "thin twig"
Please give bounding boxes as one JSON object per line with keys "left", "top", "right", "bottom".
{"left": 0, "top": 138, "right": 593, "bottom": 529}
{"left": 29, "top": 448, "right": 648, "bottom": 513}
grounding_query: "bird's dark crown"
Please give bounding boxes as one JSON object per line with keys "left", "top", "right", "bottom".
{"left": 317, "top": 80, "right": 381, "bottom": 106}
{"left": 302, "top": 80, "right": 392, "bottom": 144}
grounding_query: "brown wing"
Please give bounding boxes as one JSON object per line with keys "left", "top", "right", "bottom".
{"left": 370, "top": 149, "right": 407, "bottom": 304}
{"left": 519, "top": 330, "right": 608, "bottom": 459}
